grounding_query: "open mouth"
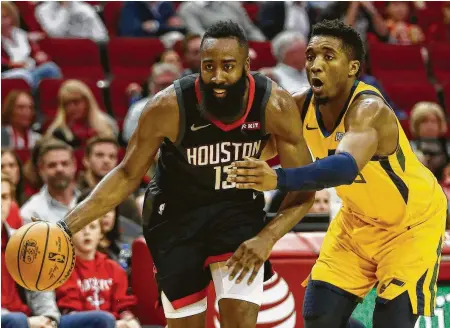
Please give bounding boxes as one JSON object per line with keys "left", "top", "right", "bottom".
{"left": 311, "top": 78, "right": 324, "bottom": 92}
{"left": 213, "top": 89, "right": 227, "bottom": 98}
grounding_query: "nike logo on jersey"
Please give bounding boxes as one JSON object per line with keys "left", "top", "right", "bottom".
{"left": 306, "top": 124, "right": 318, "bottom": 130}
{"left": 191, "top": 124, "right": 211, "bottom": 131}
{"left": 253, "top": 192, "right": 258, "bottom": 200}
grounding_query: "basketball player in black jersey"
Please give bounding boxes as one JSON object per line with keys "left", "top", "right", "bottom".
{"left": 58, "top": 21, "right": 315, "bottom": 328}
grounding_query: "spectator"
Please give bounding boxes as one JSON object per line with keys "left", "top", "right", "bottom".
{"left": 123, "top": 63, "right": 180, "bottom": 142}
{"left": 35, "top": 1, "right": 108, "bottom": 42}
{"left": 1, "top": 175, "right": 61, "bottom": 328}
{"left": 309, "top": 189, "right": 330, "bottom": 214}
{"left": 55, "top": 218, "right": 139, "bottom": 328}
{"left": 259, "top": 1, "right": 311, "bottom": 40}
{"left": 410, "top": 102, "right": 449, "bottom": 180}
{"left": 1, "top": 91, "right": 41, "bottom": 149}
{"left": 442, "top": 163, "right": 450, "bottom": 200}
{"left": 319, "top": 2, "right": 388, "bottom": 43}
{"left": 20, "top": 138, "right": 79, "bottom": 224}
{"left": 178, "top": 2, "right": 266, "bottom": 41}
{"left": 45, "top": 80, "right": 118, "bottom": 147}
{"left": 78, "top": 136, "right": 141, "bottom": 224}
{"left": 427, "top": 2, "right": 450, "bottom": 42}
{"left": 98, "top": 206, "right": 123, "bottom": 263}
{"left": 1, "top": 172, "right": 23, "bottom": 229}
{"left": 1, "top": 2, "right": 62, "bottom": 90}
{"left": 271, "top": 31, "right": 309, "bottom": 94}
{"left": 385, "top": 1, "right": 425, "bottom": 44}
{"left": 181, "top": 33, "right": 201, "bottom": 76}
{"left": 1, "top": 149, "right": 27, "bottom": 206}
{"left": 119, "top": 1, "right": 184, "bottom": 37}
{"left": 159, "top": 49, "right": 183, "bottom": 73}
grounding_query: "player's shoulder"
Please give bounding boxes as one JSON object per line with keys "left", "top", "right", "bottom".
{"left": 265, "top": 81, "right": 301, "bottom": 114}
{"left": 346, "top": 93, "right": 396, "bottom": 128}
{"left": 139, "top": 85, "right": 179, "bottom": 125}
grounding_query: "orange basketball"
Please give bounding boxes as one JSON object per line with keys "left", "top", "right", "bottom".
{"left": 5, "top": 221, "right": 75, "bottom": 291}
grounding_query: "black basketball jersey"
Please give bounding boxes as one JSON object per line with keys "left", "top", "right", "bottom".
{"left": 148, "top": 72, "right": 273, "bottom": 207}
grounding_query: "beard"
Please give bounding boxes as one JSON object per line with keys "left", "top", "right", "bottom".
{"left": 198, "top": 71, "right": 248, "bottom": 122}
{"left": 47, "top": 173, "right": 72, "bottom": 190}
{"left": 315, "top": 96, "right": 330, "bottom": 105}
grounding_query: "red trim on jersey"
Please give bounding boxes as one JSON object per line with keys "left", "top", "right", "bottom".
{"left": 194, "top": 74, "right": 256, "bottom": 132}
{"left": 203, "top": 252, "right": 234, "bottom": 268}
{"left": 171, "top": 287, "right": 208, "bottom": 310}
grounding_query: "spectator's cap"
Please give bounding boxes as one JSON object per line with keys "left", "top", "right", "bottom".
{"left": 410, "top": 101, "right": 447, "bottom": 137}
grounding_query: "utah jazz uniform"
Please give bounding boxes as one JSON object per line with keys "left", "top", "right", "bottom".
{"left": 142, "top": 73, "right": 273, "bottom": 309}
{"left": 301, "top": 81, "right": 447, "bottom": 316}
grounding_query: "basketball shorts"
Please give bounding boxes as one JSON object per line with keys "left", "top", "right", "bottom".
{"left": 302, "top": 201, "right": 447, "bottom": 317}
{"left": 142, "top": 192, "right": 273, "bottom": 317}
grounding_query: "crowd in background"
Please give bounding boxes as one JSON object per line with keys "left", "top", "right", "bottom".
{"left": 1, "top": 1, "right": 450, "bottom": 327}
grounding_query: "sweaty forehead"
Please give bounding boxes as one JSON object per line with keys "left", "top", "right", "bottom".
{"left": 201, "top": 38, "right": 245, "bottom": 61}
{"left": 307, "top": 36, "right": 343, "bottom": 53}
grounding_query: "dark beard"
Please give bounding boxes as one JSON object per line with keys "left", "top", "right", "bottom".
{"left": 315, "top": 96, "right": 330, "bottom": 105}
{"left": 198, "top": 72, "right": 248, "bottom": 122}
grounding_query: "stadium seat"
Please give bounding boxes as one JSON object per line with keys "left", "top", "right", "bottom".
{"left": 109, "top": 78, "right": 144, "bottom": 125}
{"left": 382, "top": 82, "right": 438, "bottom": 114}
{"left": 14, "top": 149, "right": 31, "bottom": 166}
{"left": 1, "top": 78, "right": 31, "bottom": 105}
{"left": 369, "top": 42, "right": 428, "bottom": 84}
{"left": 243, "top": 3, "right": 260, "bottom": 23}
{"left": 39, "top": 38, "right": 104, "bottom": 79}
{"left": 38, "top": 79, "right": 106, "bottom": 120}
{"left": 131, "top": 237, "right": 166, "bottom": 326}
{"left": 15, "top": 1, "right": 43, "bottom": 32}
{"left": 108, "top": 38, "right": 165, "bottom": 80}
{"left": 443, "top": 84, "right": 450, "bottom": 115}
{"left": 103, "top": 2, "right": 123, "bottom": 37}
{"left": 428, "top": 42, "right": 450, "bottom": 84}
{"left": 249, "top": 41, "right": 277, "bottom": 70}
{"left": 416, "top": 2, "right": 444, "bottom": 32}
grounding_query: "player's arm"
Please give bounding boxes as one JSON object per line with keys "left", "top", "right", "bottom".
{"left": 226, "top": 87, "right": 315, "bottom": 283}
{"left": 60, "top": 88, "right": 179, "bottom": 235}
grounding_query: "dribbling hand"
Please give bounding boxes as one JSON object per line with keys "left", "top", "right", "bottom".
{"left": 226, "top": 157, "right": 278, "bottom": 191}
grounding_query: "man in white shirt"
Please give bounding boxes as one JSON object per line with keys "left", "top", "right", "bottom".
{"left": 271, "top": 31, "right": 309, "bottom": 94}
{"left": 21, "top": 138, "right": 80, "bottom": 224}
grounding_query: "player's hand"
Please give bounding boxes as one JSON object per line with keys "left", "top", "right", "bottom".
{"left": 226, "top": 236, "right": 273, "bottom": 285}
{"left": 227, "top": 157, "right": 278, "bottom": 191}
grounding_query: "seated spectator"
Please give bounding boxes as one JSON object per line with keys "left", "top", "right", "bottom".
{"left": 1, "top": 149, "right": 26, "bottom": 205}
{"left": 45, "top": 80, "right": 118, "bottom": 147}
{"left": 442, "top": 163, "right": 450, "bottom": 200}
{"left": 319, "top": 1, "right": 389, "bottom": 42}
{"left": 78, "top": 136, "right": 140, "bottom": 224}
{"left": 181, "top": 33, "right": 201, "bottom": 76}
{"left": 309, "top": 189, "right": 330, "bottom": 214}
{"left": 119, "top": 1, "right": 184, "bottom": 37}
{"left": 271, "top": 31, "right": 309, "bottom": 94}
{"left": 159, "top": 49, "right": 183, "bottom": 73}
{"left": 1, "top": 91, "right": 40, "bottom": 149}
{"left": 427, "top": 2, "right": 450, "bottom": 42}
{"left": 35, "top": 1, "right": 108, "bottom": 42}
{"left": 56, "top": 218, "right": 139, "bottom": 328}
{"left": 385, "top": 1, "right": 425, "bottom": 44}
{"left": 178, "top": 2, "right": 265, "bottom": 41}
{"left": 1, "top": 2, "right": 62, "bottom": 90}
{"left": 123, "top": 63, "right": 180, "bottom": 142}
{"left": 259, "top": 1, "right": 311, "bottom": 40}
{"left": 20, "top": 138, "right": 80, "bottom": 224}
{"left": 410, "top": 102, "right": 449, "bottom": 180}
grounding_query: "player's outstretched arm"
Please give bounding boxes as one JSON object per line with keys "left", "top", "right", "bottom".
{"left": 60, "top": 87, "right": 179, "bottom": 235}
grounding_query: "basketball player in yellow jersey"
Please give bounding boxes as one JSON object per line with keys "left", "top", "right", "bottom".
{"left": 227, "top": 19, "right": 447, "bottom": 328}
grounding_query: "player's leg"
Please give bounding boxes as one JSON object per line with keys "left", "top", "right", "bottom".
{"left": 303, "top": 280, "right": 360, "bottom": 328}
{"left": 163, "top": 292, "right": 207, "bottom": 328}
{"left": 372, "top": 292, "right": 418, "bottom": 328}
{"left": 211, "top": 261, "right": 263, "bottom": 328}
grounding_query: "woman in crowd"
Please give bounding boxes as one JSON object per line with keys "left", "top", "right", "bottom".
{"left": 1, "top": 149, "right": 26, "bottom": 206}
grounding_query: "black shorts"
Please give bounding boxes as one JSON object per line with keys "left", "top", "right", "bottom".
{"left": 142, "top": 192, "right": 273, "bottom": 309}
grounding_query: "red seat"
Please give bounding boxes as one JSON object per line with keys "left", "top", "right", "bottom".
{"left": 108, "top": 38, "right": 165, "bottom": 80}
{"left": 14, "top": 149, "right": 31, "bottom": 166}
{"left": 369, "top": 42, "right": 428, "bottom": 83}
{"left": 109, "top": 78, "right": 143, "bottom": 122}
{"left": 103, "top": 2, "right": 123, "bottom": 37}
{"left": 14, "top": 2, "right": 43, "bottom": 32}
{"left": 243, "top": 3, "right": 260, "bottom": 23}
{"left": 428, "top": 42, "right": 450, "bottom": 84}
{"left": 444, "top": 84, "right": 450, "bottom": 115}
{"left": 38, "top": 79, "right": 105, "bottom": 120}
{"left": 249, "top": 41, "right": 276, "bottom": 70}
{"left": 1, "top": 78, "right": 31, "bottom": 105}
{"left": 39, "top": 38, "right": 104, "bottom": 79}
{"left": 382, "top": 82, "right": 438, "bottom": 114}
{"left": 131, "top": 237, "right": 166, "bottom": 326}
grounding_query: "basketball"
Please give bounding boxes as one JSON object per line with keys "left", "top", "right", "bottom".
{"left": 5, "top": 221, "right": 75, "bottom": 291}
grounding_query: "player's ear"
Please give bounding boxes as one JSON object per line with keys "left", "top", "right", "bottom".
{"left": 348, "top": 60, "right": 360, "bottom": 78}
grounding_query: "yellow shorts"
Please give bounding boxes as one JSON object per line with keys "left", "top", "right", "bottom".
{"left": 302, "top": 204, "right": 447, "bottom": 316}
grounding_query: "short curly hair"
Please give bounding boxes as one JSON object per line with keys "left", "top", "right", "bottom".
{"left": 201, "top": 20, "right": 249, "bottom": 55}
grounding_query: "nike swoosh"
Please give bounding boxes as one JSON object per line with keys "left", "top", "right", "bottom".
{"left": 253, "top": 192, "right": 258, "bottom": 200}
{"left": 191, "top": 123, "right": 211, "bottom": 131}
{"left": 306, "top": 124, "right": 318, "bottom": 130}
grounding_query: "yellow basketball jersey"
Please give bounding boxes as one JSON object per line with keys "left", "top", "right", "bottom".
{"left": 302, "top": 80, "right": 446, "bottom": 230}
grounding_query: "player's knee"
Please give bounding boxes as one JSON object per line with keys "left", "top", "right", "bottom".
{"left": 218, "top": 298, "right": 259, "bottom": 328}
{"left": 373, "top": 292, "right": 418, "bottom": 328}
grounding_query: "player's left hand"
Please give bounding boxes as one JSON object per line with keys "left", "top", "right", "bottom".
{"left": 227, "top": 157, "right": 278, "bottom": 191}
{"left": 226, "top": 236, "right": 273, "bottom": 285}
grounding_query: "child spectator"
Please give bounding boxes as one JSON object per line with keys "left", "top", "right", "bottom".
{"left": 55, "top": 215, "right": 140, "bottom": 328}
{"left": 385, "top": 1, "right": 425, "bottom": 44}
